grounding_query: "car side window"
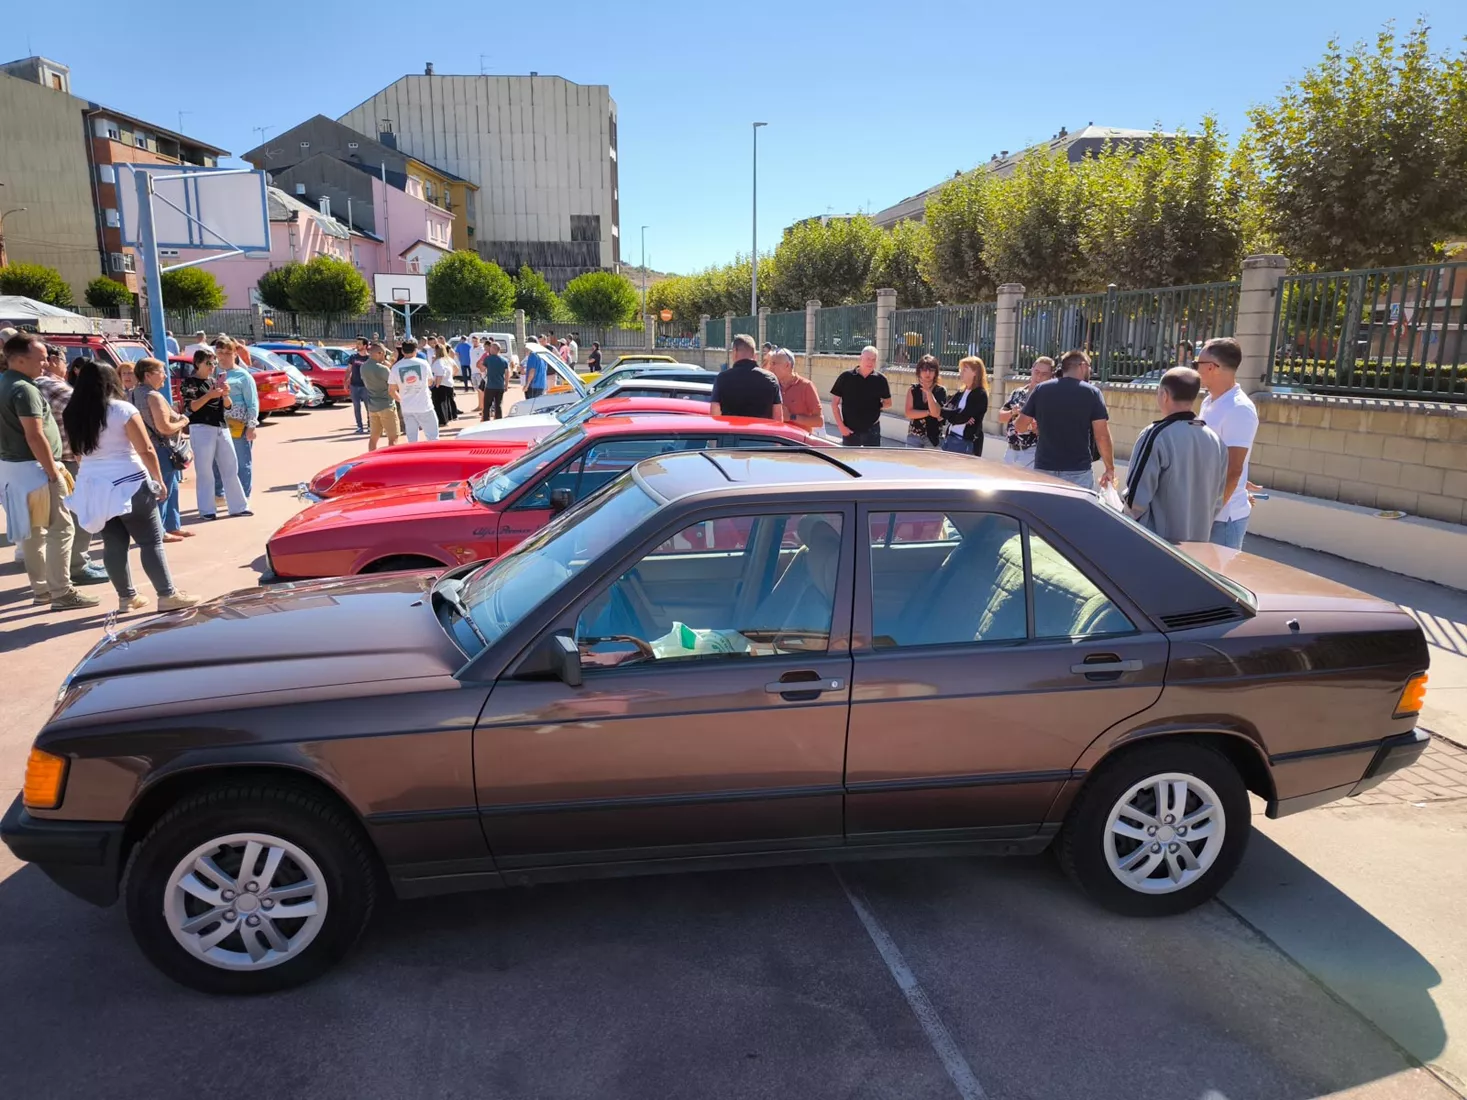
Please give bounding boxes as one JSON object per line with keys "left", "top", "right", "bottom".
{"left": 514, "top": 437, "right": 715, "bottom": 511}
{"left": 869, "top": 512, "right": 1026, "bottom": 648}
{"left": 576, "top": 512, "right": 843, "bottom": 669}
{"left": 1028, "top": 532, "right": 1134, "bottom": 639}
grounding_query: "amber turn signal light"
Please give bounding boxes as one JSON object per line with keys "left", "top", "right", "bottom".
{"left": 22, "top": 747, "right": 68, "bottom": 810}
{"left": 1394, "top": 673, "right": 1428, "bottom": 719}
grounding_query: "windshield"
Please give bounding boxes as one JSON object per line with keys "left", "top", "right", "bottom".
{"left": 554, "top": 391, "right": 603, "bottom": 425}
{"left": 112, "top": 343, "right": 152, "bottom": 363}
{"left": 533, "top": 347, "right": 587, "bottom": 396}
{"left": 457, "top": 477, "right": 660, "bottom": 651}
{"left": 469, "top": 427, "right": 583, "bottom": 504}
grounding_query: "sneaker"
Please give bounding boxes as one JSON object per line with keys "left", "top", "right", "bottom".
{"left": 118, "top": 594, "right": 147, "bottom": 614}
{"left": 158, "top": 592, "right": 200, "bottom": 611}
{"left": 234, "top": 510, "right": 254, "bottom": 517}
{"left": 51, "top": 591, "right": 101, "bottom": 611}
{"left": 71, "top": 563, "right": 110, "bottom": 585}
{"left": 31, "top": 591, "right": 51, "bottom": 605}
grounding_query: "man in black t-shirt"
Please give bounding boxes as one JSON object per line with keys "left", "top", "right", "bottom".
{"left": 346, "top": 337, "right": 371, "bottom": 434}
{"left": 710, "top": 334, "right": 784, "bottom": 420}
{"left": 1018, "top": 349, "right": 1115, "bottom": 490}
{"left": 830, "top": 346, "right": 892, "bottom": 447}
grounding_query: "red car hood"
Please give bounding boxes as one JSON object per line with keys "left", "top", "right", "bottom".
{"left": 276, "top": 480, "right": 483, "bottom": 536}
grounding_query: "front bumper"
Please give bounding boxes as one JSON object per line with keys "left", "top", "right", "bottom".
{"left": 1, "top": 795, "right": 125, "bottom": 907}
{"left": 1349, "top": 728, "right": 1431, "bottom": 796}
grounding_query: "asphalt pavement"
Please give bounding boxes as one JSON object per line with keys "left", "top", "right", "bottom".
{"left": 0, "top": 390, "right": 1462, "bottom": 1099}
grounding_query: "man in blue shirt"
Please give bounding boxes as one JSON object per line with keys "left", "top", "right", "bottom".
{"left": 214, "top": 337, "right": 259, "bottom": 506}
{"left": 454, "top": 336, "right": 473, "bottom": 391}
{"left": 521, "top": 346, "right": 549, "bottom": 399}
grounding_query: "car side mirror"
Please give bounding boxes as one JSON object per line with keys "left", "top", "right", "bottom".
{"left": 518, "top": 631, "right": 582, "bottom": 686}
{"left": 550, "top": 487, "right": 574, "bottom": 514}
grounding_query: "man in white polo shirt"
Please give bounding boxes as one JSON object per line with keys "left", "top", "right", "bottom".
{"left": 1197, "top": 337, "right": 1258, "bottom": 548}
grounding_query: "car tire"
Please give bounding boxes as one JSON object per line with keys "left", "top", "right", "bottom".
{"left": 122, "top": 782, "right": 377, "bottom": 995}
{"left": 257, "top": 411, "right": 269, "bottom": 424}
{"left": 1057, "top": 741, "right": 1250, "bottom": 917}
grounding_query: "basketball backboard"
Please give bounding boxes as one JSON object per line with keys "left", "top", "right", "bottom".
{"left": 116, "top": 164, "right": 270, "bottom": 252}
{"left": 374, "top": 273, "right": 428, "bottom": 306}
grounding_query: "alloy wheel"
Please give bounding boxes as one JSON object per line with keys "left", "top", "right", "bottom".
{"left": 1103, "top": 772, "right": 1226, "bottom": 895}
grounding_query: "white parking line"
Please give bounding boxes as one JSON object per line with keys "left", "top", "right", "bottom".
{"left": 835, "top": 868, "right": 987, "bottom": 1100}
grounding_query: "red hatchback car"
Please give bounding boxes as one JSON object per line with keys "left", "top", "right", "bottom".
{"left": 167, "top": 356, "right": 296, "bottom": 417}
{"left": 266, "top": 415, "right": 828, "bottom": 579}
{"left": 303, "top": 396, "right": 722, "bottom": 501}
{"left": 253, "top": 342, "right": 350, "bottom": 402}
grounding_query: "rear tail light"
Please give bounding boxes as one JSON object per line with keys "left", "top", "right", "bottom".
{"left": 23, "top": 747, "right": 68, "bottom": 809}
{"left": 1394, "top": 672, "right": 1428, "bottom": 718}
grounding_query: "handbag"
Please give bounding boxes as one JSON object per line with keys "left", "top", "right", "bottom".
{"left": 163, "top": 433, "right": 193, "bottom": 470}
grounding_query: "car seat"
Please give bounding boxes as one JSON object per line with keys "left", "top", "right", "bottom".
{"left": 748, "top": 516, "right": 841, "bottom": 634}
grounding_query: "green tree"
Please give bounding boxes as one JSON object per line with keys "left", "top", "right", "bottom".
{"left": 84, "top": 276, "right": 133, "bottom": 313}
{"left": 513, "top": 264, "right": 561, "bottom": 320}
{"left": 159, "top": 267, "right": 225, "bottom": 310}
{"left": 562, "top": 270, "right": 639, "bottom": 325}
{"left": 256, "top": 264, "right": 300, "bottom": 311}
{"left": 1244, "top": 20, "right": 1467, "bottom": 269}
{"left": 770, "top": 216, "right": 881, "bottom": 306}
{"left": 981, "top": 149, "right": 1091, "bottom": 294}
{"left": 287, "top": 255, "right": 373, "bottom": 314}
{"left": 1082, "top": 120, "right": 1244, "bottom": 287}
{"left": 425, "top": 250, "right": 513, "bottom": 317}
{"left": 868, "top": 220, "right": 936, "bottom": 306}
{"left": 925, "top": 172, "right": 996, "bottom": 302}
{"left": 0, "top": 262, "right": 74, "bottom": 307}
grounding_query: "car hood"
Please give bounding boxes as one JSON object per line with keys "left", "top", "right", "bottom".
{"left": 51, "top": 574, "right": 464, "bottom": 727}
{"left": 1180, "top": 543, "right": 1404, "bottom": 614}
{"left": 275, "top": 481, "right": 481, "bottom": 536}
{"left": 457, "top": 412, "right": 561, "bottom": 441}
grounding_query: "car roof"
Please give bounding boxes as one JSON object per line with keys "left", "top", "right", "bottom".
{"left": 579, "top": 414, "right": 812, "bottom": 439}
{"left": 634, "top": 447, "right": 1090, "bottom": 505}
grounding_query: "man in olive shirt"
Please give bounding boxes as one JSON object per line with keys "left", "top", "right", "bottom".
{"left": 0, "top": 333, "right": 97, "bottom": 609}
{"left": 361, "top": 342, "right": 399, "bottom": 451}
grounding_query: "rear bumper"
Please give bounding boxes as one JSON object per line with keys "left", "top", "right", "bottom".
{"left": 1349, "top": 728, "right": 1431, "bottom": 796}
{"left": 1, "top": 795, "right": 124, "bottom": 907}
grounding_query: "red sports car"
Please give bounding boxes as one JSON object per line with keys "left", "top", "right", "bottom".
{"left": 167, "top": 356, "right": 296, "bottom": 417}
{"left": 253, "top": 342, "right": 351, "bottom": 402}
{"left": 266, "top": 414, "right": 827, "bottom": 579}
{"left": 303, "top": 395, "right": 720, "bottom": 501}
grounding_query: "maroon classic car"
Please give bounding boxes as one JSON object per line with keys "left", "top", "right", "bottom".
{"left": 3, "top": 449, "right": 1429, "bottom": 994}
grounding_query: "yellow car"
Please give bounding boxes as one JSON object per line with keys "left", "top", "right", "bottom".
{"left": 575, "top": 354, "right": 678, "bottom": 383}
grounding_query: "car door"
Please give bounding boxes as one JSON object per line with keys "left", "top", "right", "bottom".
{"left": 473, "top": 503, "right": 855, "bottom": 869}
{"left": 845, "top": 505, "right": 1168, "bottom": 843}
{"left": 495, "top": 434, "right": 721, "bottom": 555}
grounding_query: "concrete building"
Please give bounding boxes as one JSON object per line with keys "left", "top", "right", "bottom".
{"left": 872, "top": 124, "right": 1179, "bottom": 229}
{"left": 0, "top": 60, "right": 102, "bottom": 298}
{"left": 241, "top": 116, "right": 478, "bottom": 253}
{"left": 85, "top": 106, "right": 227, "bottom": 297}
{"left": 337, "top": 68, "right": 619, "bottom": 289}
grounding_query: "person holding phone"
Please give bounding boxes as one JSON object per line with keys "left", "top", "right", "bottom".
{"left": 180, "top": 347, "right": 248, "bottom": 519}
{"left": 61, "top": 358, "right": 198, "bottom": 615}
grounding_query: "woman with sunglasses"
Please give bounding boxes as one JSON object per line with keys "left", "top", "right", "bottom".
{"left": 180, "top": 347, "right": 248, "bottom": 519}
{"left": 903, "top": 355, "right": 949, "bottom": 448}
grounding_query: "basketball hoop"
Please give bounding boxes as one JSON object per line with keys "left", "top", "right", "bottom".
{"left": 393, "top": 289, "right": 411, "bottom": 304}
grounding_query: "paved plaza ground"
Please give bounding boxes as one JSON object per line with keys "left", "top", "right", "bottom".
{"left": 1, "top": 389, "right": 1463, "bottom": 1099}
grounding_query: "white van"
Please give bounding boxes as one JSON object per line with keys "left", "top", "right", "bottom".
{"left": 469, "top": 332, "right": 518, "bottom": 373}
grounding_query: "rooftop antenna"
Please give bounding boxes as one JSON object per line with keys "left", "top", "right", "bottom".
{"left": 177, "top": 110, "right": 192, "bottom": 135}
{"left": 479, "top": 54, "right": 489, "bottom": 74}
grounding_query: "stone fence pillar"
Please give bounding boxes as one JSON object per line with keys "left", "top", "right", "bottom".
{"left": 757, "top": 306, "right": 769, "bottom": 351}
{"left": 513, "top": 309, "right": 527, "bottom": 352}
{"left": 990, "top": 283, "right": 1026, "bottom": 427}
{"left": 875, "top": 288, "right": 896, "bottom": 366}
{"left": 1236, "top": 255, "right": 1288, "bottom": 396}
{"left": 805, "top": 300, "right": 820, "bottom": 360}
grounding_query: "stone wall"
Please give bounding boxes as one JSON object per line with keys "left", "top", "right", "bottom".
{"left": 1094, "top": 385, "right": 1467, "bottom": 526}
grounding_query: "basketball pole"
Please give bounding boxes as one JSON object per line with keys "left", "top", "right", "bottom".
{"left": 135, "top": 170, "right": 167, "bottom": 356}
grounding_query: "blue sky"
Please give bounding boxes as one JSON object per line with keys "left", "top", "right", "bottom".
{"left": 10, "top": 0, "right": 1465, "bottom": 275}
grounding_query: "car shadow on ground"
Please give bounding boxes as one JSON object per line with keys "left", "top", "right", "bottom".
{"left": 0, "top": 828, "right": 1446, "bottom": 1099}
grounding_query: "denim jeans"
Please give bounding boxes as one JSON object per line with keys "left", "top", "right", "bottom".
{"left": 904, "top": 435, "right": 937, "bottom": 448}
{"left": 191, "top": 424, "right": 247, "bottom": 516}
{"left": 233, "top": 434, "right": 253, "bottom": 498}
{"left": 1003, "top": 447, "right": 1037, "bottom": 469}
{"left": 1210, "top": 516, "right": 1249, "bottom": 549}
{"left": 840, "top": 425, "right": 883, "bottom": 447}
{"left": 349, "top": 384, "right": 369, "bottom": 431}
{"left": 1044, "top": 467, "right": 1095, "bottom": 490}
{"left": 102, "top": 483, "right": 176, "bottom": 599}
{"left": 157, "top": 462, "right": 183, "bottom": 532}
{"left": 62, "top": 458, "right": 93, "bottom": 573}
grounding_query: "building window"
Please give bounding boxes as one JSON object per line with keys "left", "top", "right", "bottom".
{"left": 97, "top": 164, "right": 115, "bottom": 184}
{"left": 406, "top": 257, "right": 422, "bottom": 274}
{"left": 104, "top": 208, "right": 121, "bottom": 228}
{"left": 570, "top": 214, "right": 601, "bottom": 242}
{"left": 51, "top": 74, "right": 63, "bottom": 90}
{"left": 134, "top": 133, "right": 148, "bottom": 149}
{"left": 108, "top": 252, "right": 136, "bottom": 273}
{"left": 159, "top": 249, "right": 179, "bottom": 258}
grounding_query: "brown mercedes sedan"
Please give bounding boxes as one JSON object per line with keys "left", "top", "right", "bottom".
{"left": 3, "top": 449, "right": 1430, "bottom": 994}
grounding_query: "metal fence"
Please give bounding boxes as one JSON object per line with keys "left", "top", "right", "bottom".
{"left": 566, "top": 324, "right": 646, "bottom": 350}
{"left": 1101, "top": 282, "right": 1238, "bottom": 382}
{"left": 426, "top": 315, "right": 517, "bottom": 337}
{"left": 766, "top": 310, "right": 806, "bottom": 352}
{"left": 1014, "top": 293, "right": 1108, "bottom": 376}
{"left": 889, "top": 304, "right": 997, "bottom": 371}
{"left": 815, "top": 303, "right": 877, "bottom": 355}
{"left": 706, "top": 317, "right": 726, "bottom": 348}
{"left": 161, "top": 308, "right": 260, "bottom": 340}
{"left": 1269, "top": 262, "right": 1467, "bottom": 400}
{"left": 731, "top": 315, "right": 758, "bottom": 342}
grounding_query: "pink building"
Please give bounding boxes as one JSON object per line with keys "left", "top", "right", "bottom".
{"left": 182, "top": 178, "right": 453, "bottom": 306}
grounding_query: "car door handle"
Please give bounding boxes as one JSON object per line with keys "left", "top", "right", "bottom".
{"left": 765, "top": 675, "right": 844, "bottom": 696}
{"left": 1069, "top": 659, "right": 1142, "bottom": 674}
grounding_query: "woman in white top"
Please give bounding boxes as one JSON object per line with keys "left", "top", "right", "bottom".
{"left": 431, "top": 338, "right": 461, "bottom": 425}
{"left": 61, "top": 358, "right": 198, "bottom": 615}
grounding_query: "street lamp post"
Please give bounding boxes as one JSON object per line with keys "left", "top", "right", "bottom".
{"left": 640, "top": 224, "right": 649, "bottom": 319}
{"left": 0, "top": 207, "right": 27, "bottom": 268}
{"left": 751, "top": 121, "right": 767, "bottom": 317}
